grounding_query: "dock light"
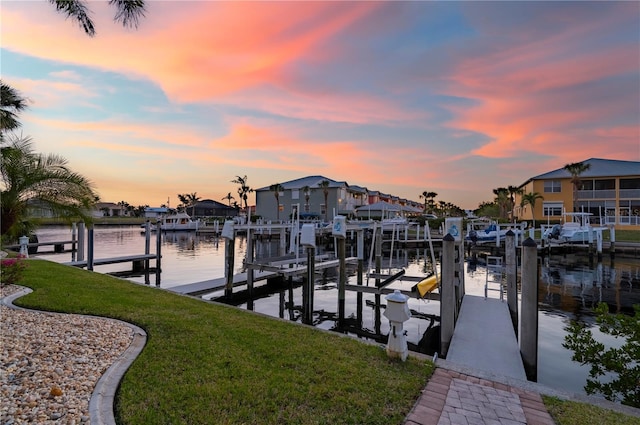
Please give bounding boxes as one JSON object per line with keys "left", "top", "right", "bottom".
{"left": 300, "top": 224, "right": 316, "bottom": 247}
{"left": 332, "top": 215, "right": 347, "bottom": 239}
{"left": 19, "top": 235, "right": 29, "bottom": 258}
{"left": 221, "top": 220, "right": 235, "bottom": 240}
{"left": 384, "top": 289, "right": 412, "bottom": 361}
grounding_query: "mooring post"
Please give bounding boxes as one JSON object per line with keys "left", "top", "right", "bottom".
{"left": 279, "top": 226, "right": 287, "bottom": 256}
{"left": 144, "top": 220, "right": 151, "bottom": 284}
{"left": 221, "top": 220, "right": 236, "bottom": 298}
{"left": 246, "top": 227, "right": 254, "bottom": 310}
{"left": 77, "top": 222, "right": 85, "bottom": 262}
{"left": 374, "top": 226, "right": 382, "bottom": 334}
{"left": 505, "top": 230, "right": 518, "bottom": 335}
{"left": 609, "top": 225, "right": 616, "bottom": 259}
{"left": 155, "top": 228, "right": 162, "bottom": 287}
{"left": 305, "top": 246, "right": 315, "bottom": 324}
{"left": 71, "top": 222, "right": 77, "bottom": 261}
{"left": 520, "top": 237, "right": 539, "bottom": 381}
{"left": 87, "top": 224, "right": 94, "bottom": 271}
{"left": 356, "top": 229, "right": 364, "bottom": 325}
{"left": 440, "top": 233, "right": 455, "bottom": 358}
{"left": 596, "top": 230, "right": 603, "bottom": 262}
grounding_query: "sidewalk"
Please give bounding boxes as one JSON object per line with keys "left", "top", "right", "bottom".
{"left": 404, "top": 367, "right": 555, "bottom": 425}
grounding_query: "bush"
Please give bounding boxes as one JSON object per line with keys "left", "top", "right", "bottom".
{"left": 0, "top": 255, "right": 27, "bottom": 286}
{"left": 563, "top": 303, "right": 640, "bottom": 407}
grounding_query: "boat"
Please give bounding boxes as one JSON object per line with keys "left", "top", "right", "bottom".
{"left": 465, "top": 219, "right": 524, "bottom": 244}
{"left": 542, "top": 212, "right": 605, "bottom": 244}
{"left": 139, "top": 223, "right": 157, "bottom": 233}
{"left": 412, "top": 274, "right": 439, "bottom": 298}
{"left": 381, "top": 215, "right": 408, "bottom": 231}
{"left": 158, "top": 212, "right": 199, "bottom": 232}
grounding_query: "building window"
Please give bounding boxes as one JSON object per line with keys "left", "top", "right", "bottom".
{"left": 594, "top": 179, "right": 615, "bottom": 190}
{"left": 543, "top": 202, "right": 563, "bottom": 216}
{"left": 291, "top": 189, "right": 299, "bottom": 200}
{"left": 543, "top": 180, "right": 561, "bottom": 193}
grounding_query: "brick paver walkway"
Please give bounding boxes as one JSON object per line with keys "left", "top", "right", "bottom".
{"left": 404, "top": 368, "right": 555, "bottom": 425}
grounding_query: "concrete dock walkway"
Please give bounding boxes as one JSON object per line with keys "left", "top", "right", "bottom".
{"left": 446, "top": 295, "right": 526, "bottom": 381}
{"left": 404, "top": 294, "right": 556, "bottom": 424}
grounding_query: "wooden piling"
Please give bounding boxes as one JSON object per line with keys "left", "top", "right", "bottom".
{"left": 87, "top": 225, "right": 94, "bottom": 271}
{"left": 609, "top": 225, "right": 616, "bottom": 259}
{"left": 305, "top": 246, "right": 315, "bottom": 324}
{"left": 77, "top": 222, "right": 85, "bottom": 262}
{"left": 505, "top": 230, "right": 518, "bottom": 335}
{"left": 520, "top": 237, "right": 538, "bottom": 381}
{"left": 374, "top": 226, "right": 382, "bottom": 334}
{"left": 224, "top": 238, "right": 235, "bottom": 298}
{"left": 155, "top": 229, "right": 162, "bottom": 287}
{"left": 440, "top": 233, "right": 455, "bottom": 358}
{"left": 144, "top": 220, "right": 151, "bottom": 284}
{"left": 247, "top": 227, "right": 254, "bottom": 309}
{"left": 338, "top": 237, "right": 346, "bottom": 327}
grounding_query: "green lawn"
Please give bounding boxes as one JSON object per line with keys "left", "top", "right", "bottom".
{"left": 9, "top": 260, "right": 639, "bottom": 424}
{"left": 14, "top": 260, "right": 433, "bottom": 425}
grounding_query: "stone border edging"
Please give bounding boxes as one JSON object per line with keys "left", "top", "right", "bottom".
{"left": 1, "top": 286, "right": 148, "bottom": 425}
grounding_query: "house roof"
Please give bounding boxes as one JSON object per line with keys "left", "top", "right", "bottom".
{"left": 530, "top": 158, "right": 640, "bottom": 181}
{"left": 195, "top": 199, "right": 234, "bottom": 209}
{"left": 256, "top": 176, "right": 342, "bottom": 191}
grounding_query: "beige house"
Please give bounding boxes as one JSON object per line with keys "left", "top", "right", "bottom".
{"left": 514, "top": 158, "right": 640, "bottom": 229}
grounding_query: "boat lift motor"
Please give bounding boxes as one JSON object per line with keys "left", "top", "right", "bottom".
{"left": 384, "top": 289, "right": 412, "bottom": 361}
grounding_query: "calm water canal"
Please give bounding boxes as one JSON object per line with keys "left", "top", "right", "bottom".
{"left": 34, "top": 225, "right": 640, "bottom": 399}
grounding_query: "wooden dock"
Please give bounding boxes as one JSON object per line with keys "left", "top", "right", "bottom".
{"left": 63, "top": 254, "right": 158, "bottom": 268}
{"left": 167, "top": 256, "right": 359, "bottom": 297}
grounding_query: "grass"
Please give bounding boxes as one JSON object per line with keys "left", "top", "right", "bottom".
{"left": 543, "top": 396, "right": 640, "bottom": 425}
{"left": 10, "top": 260, "right": 640, "bottom": 424}
{"left": 14, "top": 260, "right": 433, "bottom": 425}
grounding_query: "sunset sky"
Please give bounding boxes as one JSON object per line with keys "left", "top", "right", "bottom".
{"left": 2, "top": 1, "right": 639, "bottom": 210}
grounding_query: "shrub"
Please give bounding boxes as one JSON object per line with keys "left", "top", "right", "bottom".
{"left": 0, "top": 256, "right": 27, "bottom": 286}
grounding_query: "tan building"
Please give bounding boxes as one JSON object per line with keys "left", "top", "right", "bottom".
{"left": 514, "top": 158, "right": 640, "bottom": 230}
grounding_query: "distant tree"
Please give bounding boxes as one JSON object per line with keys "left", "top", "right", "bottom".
{"left": 419, "top": 191, "right": 438, "bottom": 214}
{"left": 269, "top": 183, "right": 284, "bottom": 220}
{"left": 133, "top": 205, "right": 148, "bottom": 217}
{"left": 507, "top": 185, "right": 522, "bottom": 220}
{"left": 564, "top": 161, "right": 591, "bottom": 212}
{"left": 563, "top": 303, "right": 639, "bottom": 407}
{"left": 222, "top": 192, "right": 235, "bottom": 207}
{"left": 177, "top": 192, "right": 200, "bottom": 216}
{"left": 301, "top": 185, "right": 311, "bottom": 212}
{"left": 318, "top": 180, "right": 331, "bottom": 221}
{"left": 49, "top": 0, "right": 146, "bottom": 37}
{"left": 1, "top": 137, "right": 96, "bottom": 241}
{"left": 492, "top": 187, "right": 510, "bottom": 219}
{"left": 475, "top": 201, "right": 499, "bottom": 218}
{"left": 520, "top": 192, "right": 544, "bottom": 228}
{"left": 231, "top": 175, "right": 253, "bottom": 218}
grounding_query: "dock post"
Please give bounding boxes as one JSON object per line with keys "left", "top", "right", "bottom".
{"left": 374, "top": 226, "right": 382, "bottom": 334}
{"left": 279, "top": 227, "right": 287, "bottom": 256}
{"left": 71, "top": 223, "right": 77, "bottom": 261}
{"left": 356, "top": 229, "right": 364, "bottom": 325}
{"left": 155, "top": 229, "right": 162, "bottom": 287}
{"left": 221, "top": 221, "right": 235, "bottom": 298}
{"left": 77, "top": 222, "right": 85, "bottom": 262}
{"left": 144, "top": 221, "right": 151, "bottom": 284}
{"left": 596, "top": 230, "right": 603, "bottom": 262}
{"left": 87, "top": 224, "right": 94, "bottom": 271}
{"left": 304, "top": 246, "right": 315, "bottom": 324}
{"left": 609, "top": 225, "right": 615, "bottom": 259}
{"left": 505, "top": 230, "right": 518, "bottom": 335}
{"left": 337, "top": 237, "right": 346, "bottom": 327}
{"left": 440, "top": 233, "right": 455, "bottom": 358}
{"left": 246, "top": 227, "right": 254, "bottom": 310}
{"left": 520, "top": 237, "right": 538, "bottom": 381}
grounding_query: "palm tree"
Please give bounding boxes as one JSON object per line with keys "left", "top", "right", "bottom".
{"left": 492, "top": 187, "right": 510, "bottom": 219}
{"left": 507, "top": 185, "right": 522, "bottom": 220}
{"left": 564, "top": 161, "right": 591, "bottom": 212}
{"left": 318, "top": 180, "right": 331, "bottom": 221}
{"left": 231, "top": 175, "right": 253, "bottom": 218}
{"left": 1, "top": 136, "right": 96, "bottom": 240}
{"left": 521, "top": 192, "right": 544, "bottom": 228}
{"left": 419, "top": 191, "right": 438, "bottom": 213}
{"left": 177, "top": 193, "right": 200, "bottom": 216}
{"left": 222, "top": 192, "right": 235, "bottom": 207}
{"left": 269, "top": 183, "right": 284, "bottom": 220}
{"left": 0, "top": 81, "right": 30, "bottom": 142}
{"left": 301, "top": 185, "right": 311, "bottom": 212}
{"left": 49, "top": 0, "right": 147, "bottom": 37}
